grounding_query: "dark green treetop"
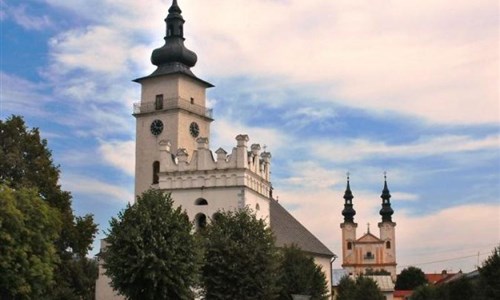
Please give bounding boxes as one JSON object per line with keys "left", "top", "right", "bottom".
{"left": 200, "top": 207, "right": 279, "bottom": 300}
{"left": 103, "top": 189, "right": 200, "bottom": 300}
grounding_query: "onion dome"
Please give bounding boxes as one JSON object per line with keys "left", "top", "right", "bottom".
{"left": 379, "top": 173, "right": 394, "bottom": 222}
{"left": 150, "top": 0, "right": 198, "bottom": 76}
{"left": 342, "top": 175, "right": 356, "bottom": 223}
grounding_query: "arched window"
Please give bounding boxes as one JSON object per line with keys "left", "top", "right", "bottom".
{"left": 152, "top": 161, "right": 160, "bottom": 184}
{"left": 347, "top": 242, "right": 352, "bottom": 250}
{"left": 167, "top": 25, "right": 174, "bottom": 36}
{"left": 195, "top": 213, "right": 207, "bottom": 229}
{"left": 195, "top": 198, "right": 208, "bottom": 206}
{"left": 255, "top": 203, "right": 260, "bottom": 211}
{"left": 386, "top": 241, "right": 391, "bottom": 249}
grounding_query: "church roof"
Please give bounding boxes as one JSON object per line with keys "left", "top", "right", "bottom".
{"left": 269, "top": 199, "right": 334, "bottom": 257}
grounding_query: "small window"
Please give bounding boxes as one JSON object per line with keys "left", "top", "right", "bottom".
{"left": 347, "top": 242, "right": 352, "bottom": 250}
{"left": 255, "top": 203, "right": 260, "bottom": 211}
{"left": 365, "top": 251, "right": 375, "bottom": 259}
{"left": 190, "top": 97, "right": 194, "bottom": 104}
{"left": 155, "top": 94, "right": 163, "bottom": 110}
{"left": 386, "top": 241, "right": 391, "bottom": 249}
{"left": 195, "top": 198, "right": 208, "bottom": 206}
{"left": 167, "top": 25, "right": 173, "bottom": 36}
{"left": 179, "top": 25, "right": 183, "bottom": 36}
{"left": 152, "top": 161, "right": 160, "bottom": 184}
{"left": 195, "top": 213, "right": 207, "bottom": 229}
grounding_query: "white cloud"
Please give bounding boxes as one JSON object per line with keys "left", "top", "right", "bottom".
{"left": 99, "top": 140, "right": 135, "bottom": 176}
{"left": 211, "top": 118, "right": 287, "bottom": 154}
{"left": 314, "top": 134, "right": 500, "bottom": 163}
{"left": 5, "top": 3, "right": 53, "bottom": 30}
{"left": 0, "top": 72, "right": 52, "bottom": 118}
{"left": 60, "top": 174, "right": 134, "bottom": 204}
{"left": 184, "top": 0, "right": 498, "bottom": 125}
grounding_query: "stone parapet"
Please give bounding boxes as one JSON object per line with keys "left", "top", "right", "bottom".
{"left": 157, "top": 134, "right": 272, "bottom": 197}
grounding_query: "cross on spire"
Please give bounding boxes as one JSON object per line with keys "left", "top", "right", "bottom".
{"left": 367, "top": 222, "right": 371, "bottom": 233}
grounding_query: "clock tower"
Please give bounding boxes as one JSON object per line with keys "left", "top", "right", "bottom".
{"left": 132, "top": 0, "right": 214, "bottom": 196}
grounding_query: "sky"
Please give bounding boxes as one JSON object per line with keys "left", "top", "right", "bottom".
{"left": 1, "top": 0, "right": 499, "bottom": 274}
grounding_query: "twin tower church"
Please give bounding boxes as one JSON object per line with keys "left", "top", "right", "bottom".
{"left": 96, "top": 1, "right": 397, "bottom": 298}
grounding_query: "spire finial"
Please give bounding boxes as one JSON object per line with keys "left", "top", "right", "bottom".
{"left": 367, "top": 222, "right": 371, "bottom": 233}
{"left": 149, "top": 0, "right": 198, "bottom": 77}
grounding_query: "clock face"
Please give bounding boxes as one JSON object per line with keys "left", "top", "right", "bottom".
{"left": 150, "top": 119, "right": 164, "bottom": 136}
{"left": 189, "top": 122, "right": 200, "bottom": 137}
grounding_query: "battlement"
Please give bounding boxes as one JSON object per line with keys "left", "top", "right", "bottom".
{"left": 157, "top": 134, "right": 272, "bottom": 197}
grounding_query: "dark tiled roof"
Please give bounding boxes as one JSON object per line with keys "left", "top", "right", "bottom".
{"left": 269, "top": 199, "right": 334, "bottom": 257}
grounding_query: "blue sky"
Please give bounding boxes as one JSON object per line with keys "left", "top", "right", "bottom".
{"left": 1, "top": 0, "right": 499, "bottom": 273}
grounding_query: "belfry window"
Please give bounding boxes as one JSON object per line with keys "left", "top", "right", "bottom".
{"left": 386, "top": 241, "right": 391, "bottom": 249}
{"left": 155, "top": 94, "right": 163, "bottom": 110}
{"left": 167, "top": 25, "right": 173, "bottom": 36}
{"left": 152, "top": 161, "right": 160, "bottom": 184}
{"left": 347, "top": 242, "right": 352, "bottom": 250}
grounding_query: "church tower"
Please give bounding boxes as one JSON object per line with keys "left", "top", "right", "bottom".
{"left": 133, "top": 0, "right": 214, "bottom": 196}
{"left": 340, "top": 175, "right": 358, "bottom": 267}
{"left": 378, "top": 174, "right": 397, "bottom": 278}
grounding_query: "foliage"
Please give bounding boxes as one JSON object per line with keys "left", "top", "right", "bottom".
{"left": 479, "top": 245, "right": 500, "bottom": 299}
{"left": 0, "top": 185, "right": 61, "bottom": 299}
{"left": 200, "top": 207, "right": 279, "bottom": 300}
{"left": 337, "top": 276, "right": 385, "bottom": 300}
{"left": 103, "top": 189, "right": 199, "bottom": 300}
{"left": 0, "top": 115, "right": 98, "bottom": 298}
{"left": 364, "top": 268, "right": 391, "bottom": 276}
{"left": 395, "top": 266, "right": 427, "bottom": 290}
{"left": 276, "top": 244, "right": 329, "bottom": 300}
{"left": 410, "top": 284, "right": 441, "bottom": 300}
{"left": 336, "top": 276, "right": 356, "bottom": 300}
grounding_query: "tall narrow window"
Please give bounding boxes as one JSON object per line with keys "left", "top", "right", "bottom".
{"left": 152, "top": 161, "right": 160, "bottom": 184}
{"left": 386, "top": 241, "right": 391, "bottom": 249}
{"left": 155, "top": 94, "right": 163, "bottom": 110}
{"left": 347, "top": 242, "right": 352, "bottom": 250}
{"left": 167, "top": 25, "right": 173, "bottom": 36}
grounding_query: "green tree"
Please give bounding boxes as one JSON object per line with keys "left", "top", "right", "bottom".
{"left": 276, "top": 244, "right": 328, "bottom": 300}
{"left": 479, "top": 245, "right": 500, "bottom": 299}
{"left": 410, "top": 284, "right": 441, "bottom": 300}
{"left": 336, "top": 276, "right": 356, "bottom": 300}
{"left": 200, "top": 208, "right": 279, "bottom": 300}
{"left": 0, "top": 115, "right": 98, "bottom": 299}
{"left": 337, "top": 276, "right": 384, "bottom": 300}
{"left": 103, "top": 189, "right": 199, "bottom": 300}
{"left": 0, "top": 185, "right": 61, "bottom": 299}
{"left": 395, "top": 266, "right": 427, "bottom": 290}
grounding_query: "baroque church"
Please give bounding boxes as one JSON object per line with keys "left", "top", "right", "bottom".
{"left": 340, "top": 175, "right": 397, "bottom": 281}
{"left": 95, "top": 1, "right": 337, "bottom": 299}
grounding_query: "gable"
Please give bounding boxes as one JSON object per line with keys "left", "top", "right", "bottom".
{"left": 356, "top": 232, "right": 383, "bottom": 243}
